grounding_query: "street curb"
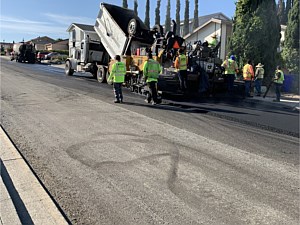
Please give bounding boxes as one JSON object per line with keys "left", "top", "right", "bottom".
{"left": 243, "top": 97, "right": 298, "bottom": 110}
{"left": 0, "top": 126, "right": 69, "bottom": 225}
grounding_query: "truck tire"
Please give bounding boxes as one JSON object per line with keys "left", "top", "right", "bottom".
{"left": 65, "top": 61, "right": 74, "bottom": 76}
{"left": 97, "top": 66, "right": 107, "bottom": 83}
{"left": 128, "top": 19, "right": 140, "bottom": 35}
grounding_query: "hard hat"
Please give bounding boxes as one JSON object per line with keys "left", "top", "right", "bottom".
{"left": 230, "top": 55, "right": 236, "bottom": 60}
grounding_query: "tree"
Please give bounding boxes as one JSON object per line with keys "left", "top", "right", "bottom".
{"left": 230, "top": 0, "right": 281, "bottom": 77}
{"left": 175, "top": 0, "right": 180, "bottom": 35}
{"left": 184, "top": 0, "right": 190, "bottom": 36}
{"left": 193, "top": 0, "right": 199, "bottom": 31}
{"left": 122, "top": 0, "right": 128, "bottom": 8}
{"left": 285, "top": 0, "right": 292, "bottom": 24}
{"left": 155, "top": 0, "right": 161, "bottom": 25}
{"left": 165, "top": 0, "right": 171, "bottom": 32}
{"left": 282, "top": 0, "right": 299, "bottom": 74}
{"left": 286, "top": 0, "right": 292, "bottom": 12}
{"left": 144, "top": 0, "right": 150, "bottom": 28}
{"left": 134, "top": 0, "right": 138, "bottom": 15}
{"left": 277, "top": 0, "right": 286, "bottom": 24}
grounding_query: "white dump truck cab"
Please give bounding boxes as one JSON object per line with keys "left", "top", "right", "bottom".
{"left": 65, "top": 35, "right": 109, "bottom": 78}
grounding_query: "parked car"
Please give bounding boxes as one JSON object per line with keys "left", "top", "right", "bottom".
{"left": 44, "top": 52, "right": 60, "bottom": 60}
{"left": 37, "top": 51, "right": 49, "bottom": 61}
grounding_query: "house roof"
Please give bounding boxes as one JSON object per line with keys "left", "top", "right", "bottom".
{"left": 54, "top": 39, "right": 69, "bottom": 44}
{"left": 30, "top": 36, "right": 55, "bottom": 44}
{"left": 195, "top": 12, "right": 231, "bottom": 25}
{"left": 45, "top": 39, "right": 69, "bottom": 46}
{"left": 182, "top": 12, "right": 232, "bottom": 40}
{"left": 67, "top": 23, "right": 95, "bottom": 32}
{"left": 177, "top": 12, "right": 231, "bottom": 27}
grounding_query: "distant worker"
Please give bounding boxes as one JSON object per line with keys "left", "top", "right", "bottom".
{"left": 143, "top": 52, "right": 162, "bottom": 105}
{"left": 254, "top": 63, "right": 264, "bottom": 96}
{"left": 108, "top": 55, "right": 126, "bottom": 103}
{"left": 208, "top": 34, "right": 218, "bottom": 48}
{"left": 221, "top": 55, "right": 239, "bottom": 95}
{"left": 174, "top": 48, "right": 188, "bottom": 92}
{"left": 273, "top": 66, "right": 285, "bottom": 102}
{"left": 243, "top": 60, "right": 254, "bottom": 97}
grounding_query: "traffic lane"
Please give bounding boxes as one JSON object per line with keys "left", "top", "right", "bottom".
{"left": 166, "top": 100, "right": 299, "bottom": 137}
{"left": 1, "top": 61, "right": 299, "bottom": 224}
{"left": 1, "top": 59, "right": 299, "bottom": 165}
{"left": 2, "top": 58, "right": 299, "bottom": 138}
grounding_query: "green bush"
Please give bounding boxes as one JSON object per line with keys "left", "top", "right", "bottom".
{"left": 50, "top": 54, "right": 68, "bottom": 64}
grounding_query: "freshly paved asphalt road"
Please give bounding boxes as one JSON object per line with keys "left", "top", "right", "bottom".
{"left": 1, "top": 58, "right": 299, "bottom": 224}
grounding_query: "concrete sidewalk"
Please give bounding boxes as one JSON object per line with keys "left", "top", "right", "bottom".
{"left": 0, "top": 127, "right": 69, "bottom": 225}
{"left": 247, "top": 93, "right": 300, "bottom": 111}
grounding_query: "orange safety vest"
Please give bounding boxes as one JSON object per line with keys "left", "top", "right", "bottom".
{"left": 243, "top": 64, "right": 254, "bottom": 81}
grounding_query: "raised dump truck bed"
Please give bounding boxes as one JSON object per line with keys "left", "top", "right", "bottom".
{"left": 94, "top": 3, "right": 153, "bottom": 58}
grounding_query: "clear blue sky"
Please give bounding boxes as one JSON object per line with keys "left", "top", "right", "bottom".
{"left": 0, "top": 0, "right": 236, "bottom": 43}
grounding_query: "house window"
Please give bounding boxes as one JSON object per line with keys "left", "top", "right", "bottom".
{"left": 71, "top": 30, "right": 76, "bottom": 41}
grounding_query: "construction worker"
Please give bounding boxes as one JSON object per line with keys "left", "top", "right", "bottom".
{"left": 108, "top": 55, "right": 126, "bottom": 103}
{"left": 143, "top": 52, "right": 162, "bottom": 105}
{"left": 254, "top": 63, "right": 264, "bottom": 96}
{"left": 208, "top": 34, "right": 218, "bottom": 48}
{"left": 243, "top": 59, "right": 254, "bottom": 97}
{"left": 174, "top": 48, "right": 188, "bottom": 92}
{"left": 273, "top": 66, "right": 285, "bottom": 102}
{"left": 221, "top": 55, "right": 238, "bottom": 94}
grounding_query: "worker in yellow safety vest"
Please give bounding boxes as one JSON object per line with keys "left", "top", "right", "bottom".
{"left": 108, "top": 55, "right": 126, "bottom": 103}
{"left": 174, "top": 48, "right": 188, "bottom": 92}
{"left": 273, "top": 66, "right": 285, "bottom": 102}
{"left": 243, "top": 59, "right": 254, "bottom": 97}
{"left": 221, "top": 55, "right": 239, "bottom": 94}
{"left": 143, "top": 52, "right": 162, "bottom": 105}
{"left": 208, "top": 34, "right": 218, "bottom": 48}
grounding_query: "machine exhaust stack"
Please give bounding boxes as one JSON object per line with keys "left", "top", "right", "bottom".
{"left": 172, "top": 20, "right": 177, "bottom": 34}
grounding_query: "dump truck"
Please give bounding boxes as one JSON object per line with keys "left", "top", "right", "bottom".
{"left": 93, "top": 3, "right": 189, "bottom": 94}
{"left": 66, "top": 2, "right": 221, "bottom": 95}
{"left": 11, "top": 42, "right": 36, "bottom": 63}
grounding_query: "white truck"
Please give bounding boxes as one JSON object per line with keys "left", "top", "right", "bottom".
{"left": 65, "top": 3, "right": 151, "bottom": 83}
{"left": 65, "top": 34, "right": 110, "bottom": 79}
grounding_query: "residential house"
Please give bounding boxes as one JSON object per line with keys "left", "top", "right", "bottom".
{"left": 45, "top": 39, "right": 69, "bottom": 51}
{"left": 178, "top": 13, "right": 233, "bottom": 60}
{"left": 66, "top": 23, "right": 100, "bottom": 58}
{"left": 30, "top": 36, "right": 55, "bottom": 50}
{"left": 0, "top": 42, "right": 13, "bottom": 53}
